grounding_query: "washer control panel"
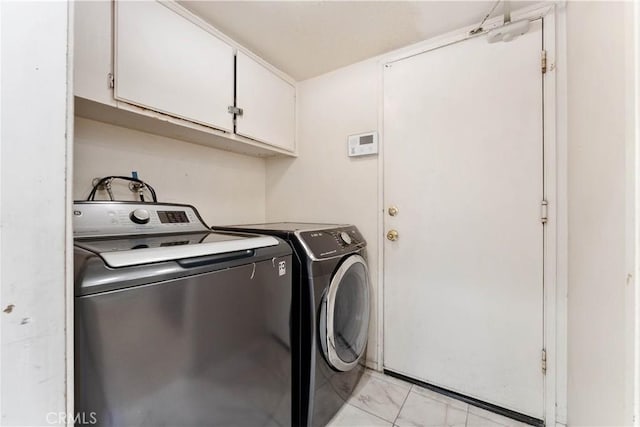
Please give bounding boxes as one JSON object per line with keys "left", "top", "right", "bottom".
{"left": 73, "top": 202, "right": 208, "bottom": 238}
{"left": 297, "top": 226, "right": 365, "bottom": 260}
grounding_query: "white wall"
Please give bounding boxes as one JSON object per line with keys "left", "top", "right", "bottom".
{"left": 74, "top": 118, "right": 266, "bottom": 226}
{"left": 266, "top": 60, "right": 380, "bottom": 365}
{"left": 566, "top": 2, "right": 636, "bottom": 426}
{"left": 634, "top": 2, "right": 640, "bottom": 422}
{"left": 1, "top": 1, "right": 71, "bottom": 425}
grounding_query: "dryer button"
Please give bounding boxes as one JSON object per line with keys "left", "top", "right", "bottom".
{"left": 339, "top": 231, "right": 352, "bottom": 245}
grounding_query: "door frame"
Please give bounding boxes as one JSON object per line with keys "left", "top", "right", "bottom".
{"left": 375, "top": 3, "right": 567, "bottom": 425}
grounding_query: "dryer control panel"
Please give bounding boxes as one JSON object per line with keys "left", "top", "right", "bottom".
{"left": 296, "top": 226, "right": 366, "bottom": 260}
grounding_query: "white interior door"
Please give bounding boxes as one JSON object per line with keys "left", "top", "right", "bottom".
{"left": 383, "top": 20, "right": 544, "bottom": 418}
{"left": 115, "top": 1, "right": 234, "bottom": 132}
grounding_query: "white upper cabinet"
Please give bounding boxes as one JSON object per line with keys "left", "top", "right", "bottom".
{"left": 74, "top": 1, "right": 114, "bottom": 106}
{"left": 74, "top": 0, "right": 296, "bottom": 156}
{"left": 236, "top": 52, "right": 296, "bottom": 152}
{"left": 114, "top": 1, "right": 234, "bottom": 132}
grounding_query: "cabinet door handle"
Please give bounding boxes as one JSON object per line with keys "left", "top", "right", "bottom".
{"left": 228, "top": 106, "right": 243, "bottom": 116}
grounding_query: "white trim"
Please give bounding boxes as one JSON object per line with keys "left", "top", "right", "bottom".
{"left": 550, "top": 3, "right": 569, "bottom": 423}
{"left": 542, "top": 6, "right": 567, "bottom": 425}
{"left": 382, "top": 3, "right": 555, "bottom": 66}
{"left": 376, "top": 3, "right": 565, "bottom": 424}
{"left": 623, "top": 2, "right": 637, "bottom": 424}
{"left": 65, "top": 1, "right": 75, "bottom": 424}
{"left": 376, "top": 52, "right": 385, "bottom": 372}
{"left": 635, "top": 1, "right": 640, "bottom": 423}
{"left": 0, "top": 0, "right": 4, "bottom": 419}
{"left": 631, "top": 1, "right": 640, "bottom": 425}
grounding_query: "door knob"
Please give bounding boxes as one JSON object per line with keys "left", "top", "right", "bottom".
{"left": 388, "top": 206, "right": 399, "bottom": 216}
{"left": 386, "top": 230, "right": 399, "bottom": 241}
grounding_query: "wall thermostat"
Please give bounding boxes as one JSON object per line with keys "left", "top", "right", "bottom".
{"left": 348, "top": 131, "right": 378, "bottom": 157}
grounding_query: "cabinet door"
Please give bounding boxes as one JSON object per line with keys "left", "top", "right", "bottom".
{"left": 236, "top": 52, "right": 295, "bottom": 151}
{"left": 74, "top": 0, "right": 114, "bottom": 105}
{"left": 115, "top": 1, "right": 234, "bottom": 132}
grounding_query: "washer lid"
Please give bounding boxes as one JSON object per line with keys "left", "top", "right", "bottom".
{"left": 75, "top": 232, "right": 279, "bottom": 268}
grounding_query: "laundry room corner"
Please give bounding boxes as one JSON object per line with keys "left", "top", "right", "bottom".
{"left": 3, "top": 0, "right": 639, "bottom": 425}
{"left": 73, "top": 118, "right": 268, "bottom": 226}
{"left": 265, "top": 59, "right": 381, "bottom": 367}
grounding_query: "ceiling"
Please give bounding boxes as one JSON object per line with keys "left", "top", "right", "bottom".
{"left": 179, "top": 1, "right": 537, "bottom": 81}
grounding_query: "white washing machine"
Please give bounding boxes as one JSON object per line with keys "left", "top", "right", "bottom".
{"left": 74, "top": 202, "right": 293, "bottom": 426}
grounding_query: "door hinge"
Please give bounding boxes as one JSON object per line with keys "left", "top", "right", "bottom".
{"left": 228, "top": 106, "right": 243, "bottom": 116}
{"left": 541, "top": 50, "right": 547, "bottom": 74}
{"left": 541, "top": 348, "right": 547, "bottom": 374}
{"left": 108, "top": 73, "right": 114, "bottom": 89}
{"left": 540, "top": 200, "right": 548, "bottom": 224}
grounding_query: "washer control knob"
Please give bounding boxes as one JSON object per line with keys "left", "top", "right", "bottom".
{"left": 130, "top": 209, "right": 150, "bottom": 224}
{"left": 339, "top": 231, "right": 352, "bottom": 245}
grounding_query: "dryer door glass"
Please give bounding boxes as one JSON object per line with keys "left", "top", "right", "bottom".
{"left": 323, "top": 255, "right": 370, "bottom": 371}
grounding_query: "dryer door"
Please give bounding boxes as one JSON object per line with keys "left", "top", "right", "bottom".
{"left": 320, "top": 254, "right": 370, "bottom": 371}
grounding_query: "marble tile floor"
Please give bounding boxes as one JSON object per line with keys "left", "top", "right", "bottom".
{"left": 326, "top": 369, "right": 532, "bottom": 427}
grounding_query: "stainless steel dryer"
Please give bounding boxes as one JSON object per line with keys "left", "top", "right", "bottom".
{"left": 74, "top": 202, "right": 293, "bottom": 426}
{"left": 214, "top": 223, "right": 371, "bottom": 427}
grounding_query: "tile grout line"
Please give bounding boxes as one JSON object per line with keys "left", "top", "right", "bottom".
{"left": 366, "top": 369, "right": 414, "bottom": 391}
{"left": 349, "top": 371, "right": 414, "bottom": 424}
{"left": 464, "top": 405, "right": 470, "bottom": 427}
{"left": 466, "top": 410, "right": 512, "bottom": 427}
{"left": 391, "top": 384, "right": 413, "bottom": 426}
{"left": 345, "top": 401, "right": 398, "bottom": 426}
{"left": 357, "top": 371, "right": 516, "bottom": 427}
{"left": 414, "top": 387, "right": 475, "bottom": 415}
